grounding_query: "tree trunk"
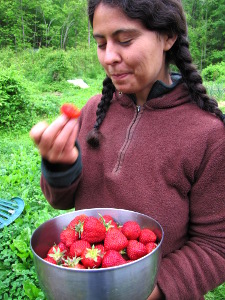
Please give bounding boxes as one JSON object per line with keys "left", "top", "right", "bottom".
{"left": 88, "top": 19, "right": 90, "bottom": 47}
{"left": 20, "top": 0, "right": 25, "bottom": 48}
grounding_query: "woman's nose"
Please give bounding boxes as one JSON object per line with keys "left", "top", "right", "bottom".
{"left": 104, "top": 43, "right": 121, "bottom": 65}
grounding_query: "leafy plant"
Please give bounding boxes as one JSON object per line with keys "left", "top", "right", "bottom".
{"left": 0, "top": 70, "right": 30, "bottom": 130}
{"left": 202, "top": 62, "right": 225, "bottom": 82}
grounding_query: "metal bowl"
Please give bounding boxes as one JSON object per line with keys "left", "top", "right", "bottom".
{"left": 30, "top": 208, "right": 164, "bottom": 300}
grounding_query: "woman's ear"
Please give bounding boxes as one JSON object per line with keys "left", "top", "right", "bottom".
{"left": 163, "top": 34, "right": 177, "bottom": 51}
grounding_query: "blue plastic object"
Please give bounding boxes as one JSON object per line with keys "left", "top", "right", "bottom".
{"left": 0, "top": 197, "right": 24, "bottom": 229}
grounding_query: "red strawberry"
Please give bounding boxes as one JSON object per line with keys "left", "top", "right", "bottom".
{"left": 63, "top": 256, "right": 85, "bottom": 269}
{"left": 139, "top": 228, "right": 157, "bottom": 244}
{"left": 70, "top": 240, "right": 91, "bottom": 258}
{"left": 81, "top": 245, "right": 102, "bottom": 269}
{"left": 126, "top": 240, "right": 148, "bottom": 260}
{"left": 146, "top": 242, "right": 157, "bottom": 254}
{"left": 121, "top": 221, "right": 141, "bottom": 240}
{"left": 44, "top": 257, "right": 57, "bottom": 265}
{"left": 95, "top": 244, "right": 105, "bottom": 257}
{"left": 102, "top": 250, "right": 126, "bottom": 268}
{"left": 81, "top": 216, "right": 106, "bottom": 243}
{"left": 47, "top": 242, "right": 69, "bottom": 263}
{"left": 104, "top": 228, "right": 128, "bottom": 251}
{"left": 60, "top": 228, "right": 79, "bottom": 247}
{"left": 68, "top": 214, "right": 88, "bottom": 230}
{"left": 60, "top": 103, "right": 81, "bottom": 119}
{"left": 98, "top": 214, "right": 118, "bottom": 231}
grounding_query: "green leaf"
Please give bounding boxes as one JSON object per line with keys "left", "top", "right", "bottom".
{"left": 23, "top": 280, "right": 43, "bottom": 300}
{"left": 12, "top": 239, "right": 28, "bottom": 253}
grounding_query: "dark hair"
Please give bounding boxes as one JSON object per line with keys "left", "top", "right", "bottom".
{"left": 87, "top": 0, "right": 224, "bottom": 148}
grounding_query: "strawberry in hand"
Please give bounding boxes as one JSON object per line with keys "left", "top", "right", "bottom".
{"left": 60, "top": 103, "right": 81, "bottom": 119}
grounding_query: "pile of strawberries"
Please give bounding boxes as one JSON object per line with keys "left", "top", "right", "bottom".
{"left": 44, "top": 213, "right": 158, "bottom": 269}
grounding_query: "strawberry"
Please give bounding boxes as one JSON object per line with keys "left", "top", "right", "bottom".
{"left": 126, "top": 240, "right": 148, "bottom": 260}
{"left": 121, "top": 221, "right": 141, "bottom": 240}
{"left": 139, "top": 228, "right": 157, "bottom": 244}
{"left": 95, "top": 244, "right": 105, "bottom": 257}
{"left": 60, "top": 103, "right": 81, "bottom": 119}
{"left": 47, "top": 242, "right": 69, "bottom": 263}
{"left": 146, "top": 242, "right": 157, "bottom": 254}
{"left": 60, "top": 228, "right": 79, "bottom": 247}
{"left": 102, "top": 250, "right": 126, "bottom": 268}
{"left": 81, "top": 245, "right": 102, "bottom": 269}
{"left": 63, "top": 256, "right": 85, "bottom": 269}
{"left": 104, "top": 228, "right": 128, "bottom": 251}
{"left": 81, "top": 216, "right": 106, "bottom": 243}
{"left": 44, "top": 256, "right": 57, "bottom": 265}
{"left": 67, "top": 214, "right": 88, "bottom": 230}
{"left": 69, "top": 240, "right": 91, "bottom": 258}
{"left": 98, "top": 214, "right": 118, "bottom": 231}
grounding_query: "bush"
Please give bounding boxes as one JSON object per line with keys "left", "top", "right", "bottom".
{"left": 0, "top": 70, "right": 31, "bottom": 130}
{"left": 41, "top": 49, "right": 73, "bottom": 83}
{"left": 202, "top": 62, "right": 225, "bottom": 82}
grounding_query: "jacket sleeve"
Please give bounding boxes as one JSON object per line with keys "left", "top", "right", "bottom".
{"left": 157, "top": 137, "right": 225, "bottom": 300}
{"left": 40, "top": 173, "right": 82, "bottom": 210}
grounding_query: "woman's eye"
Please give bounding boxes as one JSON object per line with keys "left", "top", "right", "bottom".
{"left": 97, "top": 43, "right": 106, "bottom": 49}
{"left": 119, "top": 40, "right": 132, "bottom": 45}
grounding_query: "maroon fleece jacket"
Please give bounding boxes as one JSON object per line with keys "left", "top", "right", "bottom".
{"left": 41, "top": 83, "right": 225, "bottom": 299}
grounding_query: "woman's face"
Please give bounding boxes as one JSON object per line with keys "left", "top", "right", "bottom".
{"left": 93, "top": 3, "right": 176, "bottom": 104}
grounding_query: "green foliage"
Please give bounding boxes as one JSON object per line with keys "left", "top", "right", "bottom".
{"left": 0, "top": 0, "right": 224, "bottom": 70}
{"left": 0, "top": 0, "right": 88, "bottom": 50}
{"left": 0, "top": 70, "right": 31, "bottom": 130}
{"left": 202, "top": 62, "right": 225, "bottom": 82}
{"left": 41, "top": 49, "right": 73, "bottom": 82}
{"left": 0, "top": 133, "right": 65, "bottom": 299}
{"left": 0, "top": 47, "right": 104, "bottom": 132}
{"left": 182, "top": 0, "right": 225, "bottom": 68}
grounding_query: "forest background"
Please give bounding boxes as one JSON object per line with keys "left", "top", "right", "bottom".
{"left": 0, "top": 0, "right": 224, "bottom": 299}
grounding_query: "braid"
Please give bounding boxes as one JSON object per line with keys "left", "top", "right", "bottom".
{"left": 172, "top": 35, "right": 225, "bottom": 123}
{"left": 86, "top": 76, "right": 115, "bottom": 148}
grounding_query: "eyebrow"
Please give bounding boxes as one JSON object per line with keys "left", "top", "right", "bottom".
{"left": 93, "top": 28, "right": 141, "bottom": 39}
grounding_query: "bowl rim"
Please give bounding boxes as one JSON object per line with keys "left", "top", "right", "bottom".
{"left": 30, "top": 207, "right": 164, "bottom": 272}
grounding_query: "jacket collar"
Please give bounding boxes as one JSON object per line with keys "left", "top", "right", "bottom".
{"left": 114, "top": 80, "right": 191, "bottom": 110}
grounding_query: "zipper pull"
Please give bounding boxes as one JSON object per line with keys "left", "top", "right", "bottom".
{"left": 136, "top": 105, "right": 141, "bottom": 113}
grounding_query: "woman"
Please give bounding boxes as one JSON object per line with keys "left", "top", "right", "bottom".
{"left": 30, "top": 1, "right": 225, "bottom": 299}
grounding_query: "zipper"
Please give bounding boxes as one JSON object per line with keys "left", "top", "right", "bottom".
{"left": 113, "top": 105, "right": 142, "bottom": 173}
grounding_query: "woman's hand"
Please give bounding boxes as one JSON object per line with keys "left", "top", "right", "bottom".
{"left": 29, "top": 115, "right": 79, "bottom": 164}
{"left": 147, "top": 285, "right": 165, "bottom": 300}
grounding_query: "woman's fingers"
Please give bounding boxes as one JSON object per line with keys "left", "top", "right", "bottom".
{"left": 29, "top": 116, "right": 79, "bottom": 164}
{"left": 29, "top": 121, "right": 49, "bottom": 145}
{"left": 38, "top": 115, "right": 68, "bottom": 153}
{"left": 46, "top": 118, "right": 79, "bottom": 163}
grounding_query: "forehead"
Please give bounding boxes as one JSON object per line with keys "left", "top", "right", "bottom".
{"left": 93, "top": 3, "right": 145, "bottom": 35}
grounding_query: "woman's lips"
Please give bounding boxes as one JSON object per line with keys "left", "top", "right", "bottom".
{"left": 111, "top": 73, "right": 130, "bottom": 80}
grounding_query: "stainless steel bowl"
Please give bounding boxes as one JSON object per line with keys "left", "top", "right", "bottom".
{"left": 30, "top": 208, "right": 164, "bottom": 300}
